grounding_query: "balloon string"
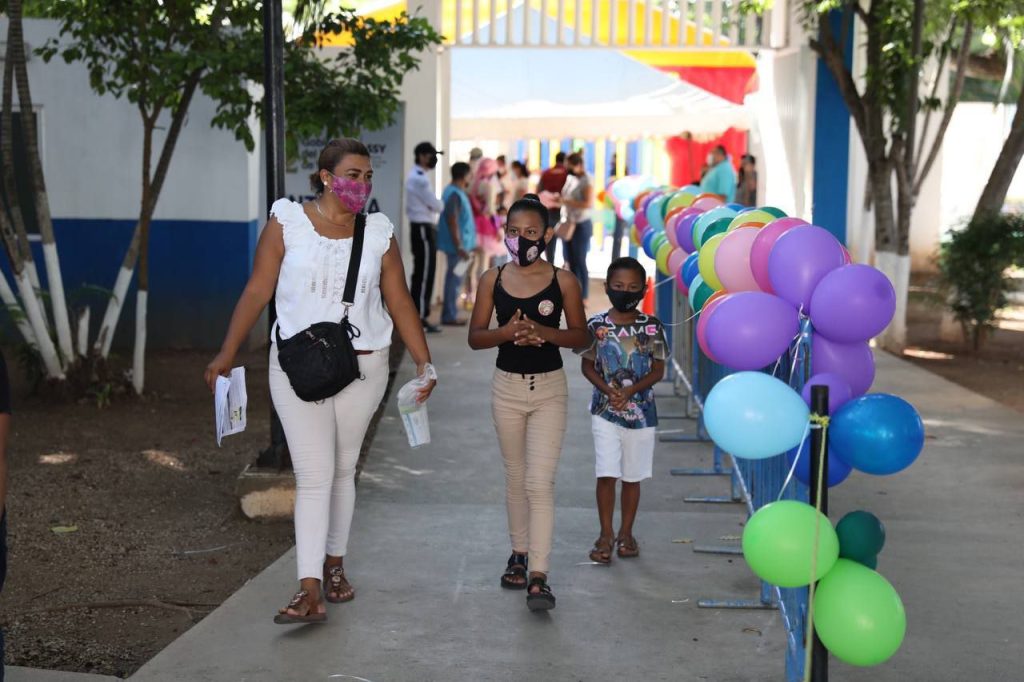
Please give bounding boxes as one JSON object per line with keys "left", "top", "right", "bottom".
{"left": 777, "top": 420, "right": 811, "bottom": 502}
{"left": 803, "top": 414, "right": 830, "bottom": 682}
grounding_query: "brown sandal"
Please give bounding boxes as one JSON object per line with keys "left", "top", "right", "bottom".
{"left": 324, "top": 565, "right": 355, "bottom": 604}
{"left": 273, "top": 589, "right": 327, "bottom": 624}
{"left": 617, "top": 536, "right": 640, "bottom": 558}
{"left": 589, "top": 536, "right": 614, "bottom": 564}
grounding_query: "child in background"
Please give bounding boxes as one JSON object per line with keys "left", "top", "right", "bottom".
{"left": 579, "top": 257, "right": 667, "bottom": 563}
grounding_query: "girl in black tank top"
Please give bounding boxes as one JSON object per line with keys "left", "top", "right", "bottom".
{"left": 468, "top": 194, "right": 589, "bottom": 612}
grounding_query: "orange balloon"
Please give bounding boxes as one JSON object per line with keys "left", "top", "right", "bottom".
{"left": 633, "top": 189, "right": 654, "bottom": 211}
{"left": 665, "top": 206, "right": 687, "bottom": 222}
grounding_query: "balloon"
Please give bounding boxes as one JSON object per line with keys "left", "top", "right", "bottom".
{"left": 785, "top": 439, "right": 853, "bottom": 488}
{"left": 809, "top": 265, "right": 897, "bottom": 343}
{"left": 675, "top": 263, "right": 690, "bottom": 296}
{"left": 768, "top": 226, "right": 846, "bottom": 309}
{"left": 692, "top": 208, "right": 737, "bottom": 249}
{"left": 652, "top": 232, "right": 668, "bottom": 253}
{"left": 801, "top": 373, "right": 854, "bottom": 415}
{"left": 698, "top": 233, "right": 727, "bottom": 290}
{"left": 633, "top": 189, "right": 654, "bottom": 211}
{"left": 629, "top": 223, "right": 640, "bottom": 246}
{"left": 642, "top": 229, "right": 658, "bottom": 258}
{"left": 696, "top": 292, "right": 732, "bottom": 361}
{"left": 750, "top": 217, "right": 808, "bottom": 292}
{"left": 690, "top": 277, "right": 715, "bottom": 313}
{"left": 691, "top": 196, "right": 723, "bottom": 212}
{"left": 759, "top": 206, "right": 788, "bottom": 219}
{"left": 667, "top": 248, "right": 689, "bottom": 279}
{"left": 655, "top": 242, "right": 674, "bottom": 276}
{"left": 728, "top": 209, "right": 776, "bottom": 230}
{"left": 682, "top": 252, "right": 701, "bottom": 288}
{"left": 664, "top": 211, "right": 683, "bottom": 249}
{"left": 705, "top": 292, "right": 800, "bottom": 370}
{"left": 635, "top": 209, "right": 650, "bottom": 236}
{"left": 704, "top": 372, "right": 809, "bottom": 459}
{"left": 688, "top": 273, "right": 705, "bottom": 310}
{"left": 830, "top": 394, "right": 925, "bottom": 475}
{"left": 676, "top": 212, "right": 701, "bottom": 252}
{"left": 666, "top": 190, "right": 696, "bottom": 214}
{"left": 742, "top": 500, "right": 839, "bottom": 587}
{"left": 811, "top": 335, "right": 875, "bottom": 397}
{"left": 646, "top": 195, "right": 668, "bottom": 234}
{"left": 813, "top": 560, "right": 906, "bottom": 666}
{"left": 696, "top": 216, "right": 733, "bottom": 250}
{"left": 715, "top": 227, "right": 760, "bottom": 292}
{"left": 842, "top": 245, "right": 853, "bottom": 264}
{"left": 836, "top": 510, "right": 886, "bottom": 565}
{"left": 725, "top": 202, "right": 746, "bottom": 211}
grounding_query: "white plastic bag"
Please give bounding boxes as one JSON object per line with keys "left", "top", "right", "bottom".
{"left": 396, "top": 363, "right": 438, "bottom": 448}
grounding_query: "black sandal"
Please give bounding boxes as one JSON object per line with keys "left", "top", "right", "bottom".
{"left": 526, "top": 575, "right": 556, "bottom": 611}
{"left": 500, "top": 552, "right": 528, "bottom": 590}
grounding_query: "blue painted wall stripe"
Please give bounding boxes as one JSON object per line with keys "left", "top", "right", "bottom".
{"left": 812, "top": 11, "right": 853, "bottom": 245}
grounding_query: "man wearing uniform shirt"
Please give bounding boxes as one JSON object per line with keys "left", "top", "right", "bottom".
{"left": 406, "top": 141, "right": 446, "bottom": 333}
{"left": 0, "top": 351, "right": 11, "bottom": 679}
{"left": 537, "top": 151, "right": 569, "bottom": 262}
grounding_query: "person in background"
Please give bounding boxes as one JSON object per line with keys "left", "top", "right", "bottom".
{"left": 562, "top": 152, "right": 595, "bottom": 305}
{"left": 579, "top": 257, "right": 666, "bottom": 564}
{"left": 496, "top": 155, "right": 516, "bottom": 213}
{"left": 468, "top": 194, "right": 589, "bottom": 611}
{"left": 537, "top": 151, "right": 569, "bottom": 263}
{"left": 465, "top": 157, "right": 503, "bottom": 305}
{"left": 736, "top": 154, "right": 758, "bottom": 207}
{"left": 0, "top": 351, "right": 10, "bottom": 679}
{"left": 699, "top": 144, "right": 737, "bottom": 203}
{"left": 469, "top": 147, "right": 484, "bottom": 175}
{"left": 206, "top": 138, "right": 436, "bottom": 624}
{"left": 608, "top": 155, "right": 630, "bottom": 260}
{"left": 510, "top": 161, "right": 530, "bottom": 205}
{"left": 405, "top": 141, "right": 445, "bottom": 334}
{"left": 438, "top": 162, "right": 476, "bottom": 326}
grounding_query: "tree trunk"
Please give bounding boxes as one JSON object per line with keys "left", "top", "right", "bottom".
{"left": 7, "top": 0, "right": 74, "bottom": 363}
{"left": 133, "top": 209, "right": 151, "bottom": 395}
{"left": 93, "top": 224, "right": 141, "bottom": 357}
{"left": 0, "top": 270, "right": 36, "bottom": 346}
{"left": 868, "top": 162, "right": 910, "bottom": 350}
{"left": 972, "top": 85, "right": 1024, "bottom": 221}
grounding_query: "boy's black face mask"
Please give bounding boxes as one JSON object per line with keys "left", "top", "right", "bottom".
{"left": 606, "top": 287, "right": 645, "bottom": 313}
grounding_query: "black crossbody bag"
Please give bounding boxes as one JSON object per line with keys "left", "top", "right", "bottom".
{"left": 275, "top": 213, "right": 366, "bottom": 402}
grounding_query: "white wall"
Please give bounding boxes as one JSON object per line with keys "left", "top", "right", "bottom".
{"left": 13, "top": 19, "right": 260, "bottom": 225}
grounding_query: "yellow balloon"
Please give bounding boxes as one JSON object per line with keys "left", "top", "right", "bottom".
{"left": 666, "top": 190, "right": 697, "bottom": 214}
{"left": 727, "top": 209, "right": 780, "bottom": 231}
{"left": 655, "top": 241, "right": 674, "bottom": 276}
{"left": 630, "top": 223, "right": 640, "bottom": 246}
{"left": 698, "top": 233, "right": 727, "bottom": 290}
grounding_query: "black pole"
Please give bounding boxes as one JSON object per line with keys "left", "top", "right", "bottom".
{"left": 809, "top": 384, "right": 829, "bottom": 682}
{"left": 256, "top": 0, "right": 290, "bottom": 470}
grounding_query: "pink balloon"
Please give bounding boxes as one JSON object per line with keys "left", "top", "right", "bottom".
{"left": 665, "top": 214, "right": 682, "bottom": 248}
{"left": 668, "top": 248, "right": 689, "bottom": 277}
{"left": 750, "top": 217, "right": 808, "bottom": 293}
{"left": 714, "top": 227, "right": 760, "bottom": 292}
{"left": 675, "top": 258, "right": 690, "bottom": 295}
{"left": 635, "top": 210, "right": 650, "bottom": 237}
{"left": 696, "top": 293, "right": 732, "bottom": 361}
{"left": 841, "top": 245, "right": 853, "bottom": 264}
{"left": 691, "top": 197, "right": 723, "bottom": 212}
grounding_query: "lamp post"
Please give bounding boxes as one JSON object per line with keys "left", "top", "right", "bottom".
{"left": 257, "top": 0, "right": 290, "bottom": 470}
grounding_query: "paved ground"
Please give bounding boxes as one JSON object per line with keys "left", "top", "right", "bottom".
{"left": 11, "top": 326, "right": 1024, "bottom": 681}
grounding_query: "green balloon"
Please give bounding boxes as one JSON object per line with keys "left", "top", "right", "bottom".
{"left": 742, "top": 500, "right": 839, "bottom": 588}
{"left": 696, "top": 217, "right": 732, "bottom": 249}
{"left": 651, "top": 233, "right": 669, "bottom": 252}
{"left": 692, "top": 280, "right": 716, "bottom": 313}
{"left": 814, "top": 559, "right": 906, "bottom": 667}
{"left": 836, "top": 510, "right": 886, "bottom": 566}
{"left": 758, "top": 205, "right": 787, "bottom": 219}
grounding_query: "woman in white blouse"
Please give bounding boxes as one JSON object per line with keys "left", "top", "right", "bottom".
{"left": 205, "top": 138, "right": 436, "bottom": 624}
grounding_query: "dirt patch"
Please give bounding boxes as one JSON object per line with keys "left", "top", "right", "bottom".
{"left": 903, "top": 291, "right": 1024, "bottom": 413}
{"left": 0, "top": 348, "right": 294, "bottom": 678}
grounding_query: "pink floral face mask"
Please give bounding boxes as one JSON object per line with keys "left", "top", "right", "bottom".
{"left": 328, "top": 174, "right": 372, "bottom": 213}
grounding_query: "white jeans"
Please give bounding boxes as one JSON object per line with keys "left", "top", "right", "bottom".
{"left": 269, "top": 346, "right": 390, "bottom": 581}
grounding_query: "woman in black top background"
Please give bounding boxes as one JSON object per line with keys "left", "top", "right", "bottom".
{"left": 469, "top": 194, "right": 589, "bottom": 611}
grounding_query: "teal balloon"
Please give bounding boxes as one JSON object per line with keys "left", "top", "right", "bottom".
{"left": 688, "top": 273, "right": 705, "bottom": 309}
{"left": 697, "top": 216, "right": 732, "bottom": 249}
{"left": 692, "top": 207, "right": 737, "bottom": 249}
{"left": 646, "top": 195, "right": 668, "bottom": 234}
{"left": 704, "top": 372, "right": 809, "bottom": 460}
{"left": 831, "top": 394, "right": 925, "bottom": 475}
{"left": 814, "top": 559, "right": 907, "bottom": 666}
{"left": 836, "top": 510, "right": 886, "bottom": 566}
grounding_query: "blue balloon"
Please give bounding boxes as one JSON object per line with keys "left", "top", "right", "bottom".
{"left": 785, "top": 439, "right": 853, "bottom": 488}
{"left": 725, "top": 202, "right": 746, "bottom": 211}
{"left": 682, "top": 252, "right": 701, "bottom": 287}
{"left": 646, "top": 196, "right": 668, "bottom": 234}
{"left": 692, "top": 207, "right": 737, "bottom": 249}
{"left": 830, "top": 394, "right": 924, "bottom": 475}
{"left": 704, "top": 372, "right": 810, "bottom": 460}
{"left": 642, "top": 228, "right": 662, "bottom": 258}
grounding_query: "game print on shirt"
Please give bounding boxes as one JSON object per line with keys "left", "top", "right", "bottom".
{"left": 579, "top": 313, "right": 668, "bottom": 429}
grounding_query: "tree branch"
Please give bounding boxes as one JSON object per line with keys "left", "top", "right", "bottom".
{"left": 914, "top": 19, "right": 973, "bottom": 196}
{"left": 914, "top": 16, "right": 957, "bottom": 170}
{"left": 852, "top": 2, "right": 871, "bottom": 27}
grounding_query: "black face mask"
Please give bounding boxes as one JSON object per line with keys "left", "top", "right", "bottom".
{"left": 606, "top": 287, "right": 645, "bottom": 313}
{"left": 505, "top": 234, "right": 547, "bottom": 267}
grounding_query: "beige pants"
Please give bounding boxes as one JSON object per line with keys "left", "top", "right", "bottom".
{"left": 491, "top": 369, "right": 569, "bottom": 573}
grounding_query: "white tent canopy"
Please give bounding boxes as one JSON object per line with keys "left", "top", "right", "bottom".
{"left": 451, "top": 48, "right": 751, "bottom": 141}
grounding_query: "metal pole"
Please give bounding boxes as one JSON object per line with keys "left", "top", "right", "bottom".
{"left": 257, "top": 0, "right": 291, "bottom": 470}
{"left": 808, "top": 384, "right": 829, "bottom": 681}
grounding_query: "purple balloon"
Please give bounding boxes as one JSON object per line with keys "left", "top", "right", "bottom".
{"left": 768, "top": 226, "right": 846, "bottom": 310}
{"left": 705, "top": 292, "right": 800, "bottom": 370}
{"left": 750, "top": 217, "right": 807, "bottom": 292}
{"left": 811, "top": 336, "right": 875, "bottom": 397}
{"left": 677, "top": 212, "right": 701, "bottom": 253}
{"left": 801, "top": 372, "right": 854, "bottom": 415}
{"left": 810, "top": 264, "right": 897, "bottom": 343}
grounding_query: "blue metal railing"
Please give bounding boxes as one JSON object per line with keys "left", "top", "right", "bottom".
{"left": 659, "top": 285, "right": 812, "bottom": 682}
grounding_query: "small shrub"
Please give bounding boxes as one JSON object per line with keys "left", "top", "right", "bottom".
{"left": 937, "top": 213, "right": 1024, "bottom": 350}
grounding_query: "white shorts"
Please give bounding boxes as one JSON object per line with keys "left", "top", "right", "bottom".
{"left": 592, "top": 415, "right": 656, "bottom": 482}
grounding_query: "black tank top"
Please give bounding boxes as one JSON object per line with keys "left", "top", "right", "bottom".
{"left": 494, "top": 264, "right": 564, "bottom": 373}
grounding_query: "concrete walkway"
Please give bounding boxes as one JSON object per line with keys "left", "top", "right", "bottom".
{"left": 27, "top": 331, "right": 1021, "bottom": 681}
